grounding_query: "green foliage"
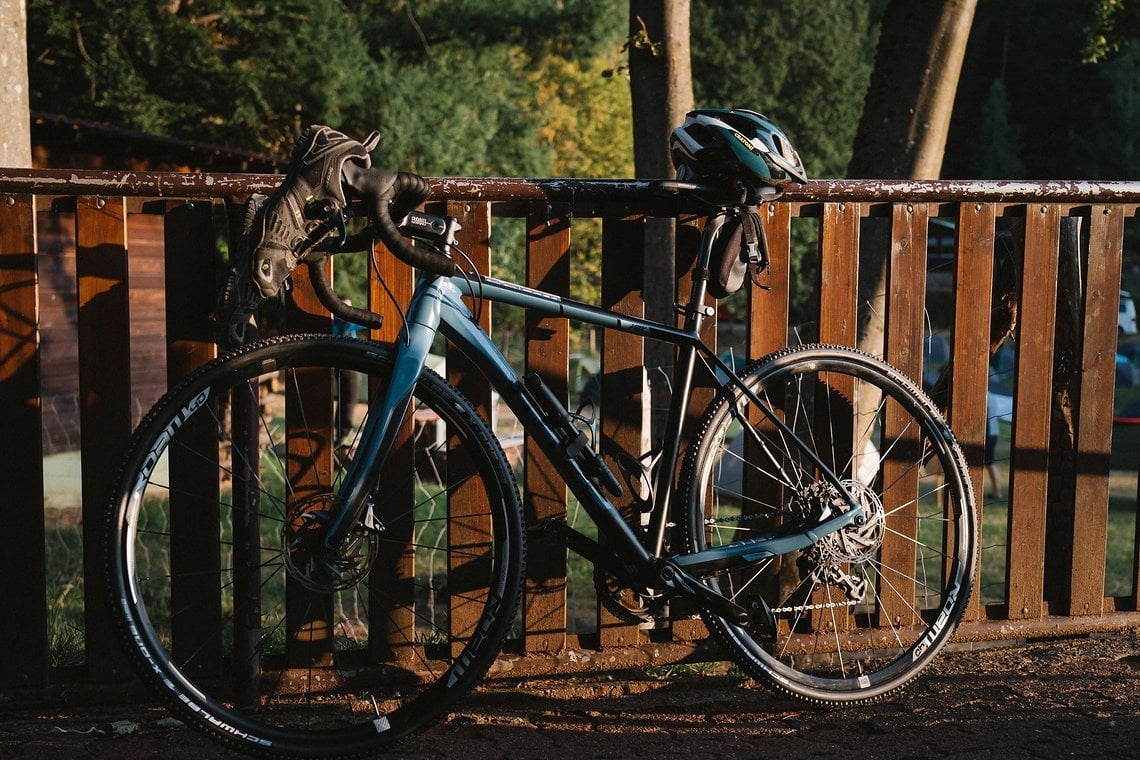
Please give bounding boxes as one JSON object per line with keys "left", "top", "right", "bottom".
{"left": 357, "top": 0, "right": 622, "bottom": 59}
{"left": 366, "top": 46, "right": 548, "bottom": 177}
{"left": 1070, "top": 41, "right": 1140, "bottom": 180}
{"left": 690, "top": 0, "right": 879, "bottom": 180}
{"left": 943, "top": 0, "right": 1140, "bottom": 188}
{"left": 27, "top": 0, "right": 380, "bottom": 153}
{"left": 690, "top": 1, "right": 879, "bottom": 329}
{"left": 970, "top": 81, "right": 1026, "bottom": 179}
{"left": 27, "top": 0, "right": 623, "bottom": 169}
{"left": 1085, "top": 0, "right": 1140, "bottom": 62}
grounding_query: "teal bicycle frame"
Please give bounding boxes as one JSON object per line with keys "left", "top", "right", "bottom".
{"left": 322, "top": 215, "right": 865, "bottom": 616}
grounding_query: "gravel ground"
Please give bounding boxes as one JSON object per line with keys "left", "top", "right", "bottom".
{"left": 3, "top": 630, "right": 1139, "bottom": 759}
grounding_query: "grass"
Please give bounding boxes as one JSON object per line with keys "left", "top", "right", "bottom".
{"left": 977, "top": 428, "right": 1138, "bottom": 605}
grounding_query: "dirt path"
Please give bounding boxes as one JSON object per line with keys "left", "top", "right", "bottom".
{"left": 3, "top": 631, "right": 1139, "bottom": 759}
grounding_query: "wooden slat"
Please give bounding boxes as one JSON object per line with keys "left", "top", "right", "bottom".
{"left": 0, "top": 194, "right": 48, "bottom": 687}
{"left": 163, "top": 201, "right": 222, "bottom": 672}
{"left": 670, "top": 213, "right": 712, "bottom": 643}
{"left": 1068, "top": 205, "right": 1124, "bottom": 615}
{"left": 283, "top": 258, "right": 335, "bottom": 666}
{"left": 750, "top": 202, "right": 791, "bottom": 357}
{"left": 523, "top": 203, "right": 571, "bottom": 652}
{"left": 819, "top": 202, "right": 859, "bottom": 347}
{"left": 743, "top": 206, "right": 791, "bottom": 502}
{"left": 733, "top": 201, "right": 791, "bottom": 641}
{"left": 446, "top": 200, "right": 494, "bottom": 657}
{"left": 879, "top": 203, "right": 928, "bottom": 627}
{"left": 229, "top": 374, "right": 263, "bottom": 704}
{"left": 75, "top": 195, "right": 132, "bottom": 679}
{"left": 598, "top": 215, "right": 647, "bottom": 647}
{"left": 949, "top": 202, "right": 996, "bottom": 622}
{"left": 814, "top": 202, "right": 859, "bottom": 632}
{"left": 370, "top": 238, "right": 418, "bottom": 662}
{"left": 1006, "top": 204, "right": 1060, "bottom": 620}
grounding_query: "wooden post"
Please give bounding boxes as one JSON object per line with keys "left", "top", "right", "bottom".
{"left": 164, "top": 201, "right": 222, "bottom": 673}
{"left": 280, "top": 258, "right": 336, "bottom": 666}
{"left": 0, "top": 193, "right": 47, "bottom": 686}
{"left": 1066, "top": 206, "right": 1124, "bottom": 615}
{"left": 815, "top": 202, "right": 859, "bottom": 632}
{"left": 1006, "top": 204, "right": 1060, "bottom": 621}
{"left": 524, "top": 203, "right": 571, "bottom": 652}
{"left": 948, "top": 202, "right": 996, "bottom": 622}
{"left": 669, "top": 213, "right": 712, "bottom": 642}
{"left": 76, "top": 195, "right": 132, "bottom": 680}
{"left": 446, "top": 200, "right": 494, "bottom": 658}
{"left": 598, "top": 215, "right": 647, "bottom": 647}
{"left": 879, "top": 202, "right": 928, "bottom": 627}
{"left": 369, "top": 238, "right": 417, "bottom": 662}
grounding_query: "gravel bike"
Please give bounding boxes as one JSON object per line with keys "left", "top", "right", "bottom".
{"left": 104, "top": 124, "right": 977, "bottom": 758}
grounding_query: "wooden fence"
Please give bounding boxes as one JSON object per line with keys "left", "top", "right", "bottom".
{"left": 2, "top": 169, "right": 1140, "bottom": 689}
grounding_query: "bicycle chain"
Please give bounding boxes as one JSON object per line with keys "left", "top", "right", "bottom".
{"left": 771, "top": 599, "right": 857, "bottom": 613}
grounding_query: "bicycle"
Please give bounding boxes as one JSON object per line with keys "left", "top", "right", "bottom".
{"left": 104, "top": 117, "right": 977, "bottom": 758}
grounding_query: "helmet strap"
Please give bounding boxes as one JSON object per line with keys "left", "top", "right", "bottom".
{"left": 739, "top": 203, "right": 771, "bottom": 290}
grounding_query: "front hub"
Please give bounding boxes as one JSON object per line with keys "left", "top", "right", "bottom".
{"left": 283, "top": 494, "right": 377, "bottom": 593}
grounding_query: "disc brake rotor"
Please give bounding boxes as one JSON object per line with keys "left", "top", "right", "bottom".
{"left": 283, "top": 495, "right": 378, "bottom": 593}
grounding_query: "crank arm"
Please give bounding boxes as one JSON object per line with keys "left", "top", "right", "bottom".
{"left": 656, "top": 560, "right": 753, "bottom": 628}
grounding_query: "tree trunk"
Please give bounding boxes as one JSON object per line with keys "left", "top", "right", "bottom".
{"left": 628, "top": 0, "right": 693, "bottom": 434}
{"left": 848, "top": 0, "right": 978, "bottom": 181}
{"left": 0, "top": 0, "right": 31, "bottom": 168}
{"left": 850, "top": 0, "right": 977, "bottom": 354}
{"left": 846, "top": 0, "right": 977, "bottom": 425}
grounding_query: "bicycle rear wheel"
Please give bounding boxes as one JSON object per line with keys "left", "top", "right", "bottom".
{"left": 682, "top": 344, "right": 976, "bottom": 703}
{"left": 104, "top": 334, "right": 524, "bottom": 757}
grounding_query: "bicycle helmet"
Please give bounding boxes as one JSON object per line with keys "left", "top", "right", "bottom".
{"left": 670, "top": 109, "right": 807, "bottom": 187}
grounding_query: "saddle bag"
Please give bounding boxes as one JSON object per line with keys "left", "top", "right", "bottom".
{"left": 707, "top": 205, "right": 770, "bottom": 299}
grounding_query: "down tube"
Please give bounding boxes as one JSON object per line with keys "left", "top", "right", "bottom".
{"left": 435, "top": 279, "right": 657, "bottom": 569}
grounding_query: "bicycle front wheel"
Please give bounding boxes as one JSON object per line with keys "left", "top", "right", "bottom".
{"left": 682, "top": 344, "right": 976, "bottom": 703}
{"left": 104, "top": 334, "right": 525, "bottom": 758}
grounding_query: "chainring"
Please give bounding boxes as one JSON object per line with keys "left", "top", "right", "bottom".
{"left": 593, "top": 565, "right": 655, "bottom": 625}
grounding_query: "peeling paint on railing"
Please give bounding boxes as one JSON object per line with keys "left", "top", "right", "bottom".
{"left": 3, "top": 169, "right": 1140, "bottom": 205}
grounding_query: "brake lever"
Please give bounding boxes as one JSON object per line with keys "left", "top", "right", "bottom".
{"left": 312, "top": 208, "right": 462, "bottom": 255}
{"left": 396, "top": 210, "right": 462, "bottom": 251}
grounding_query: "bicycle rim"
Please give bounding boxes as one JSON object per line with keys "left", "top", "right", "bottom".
{"left": 104, "top": 335, "right": 524, "bottom": 757}
{"left": 683, "top": 344, "right": 976, "bottom": 703}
